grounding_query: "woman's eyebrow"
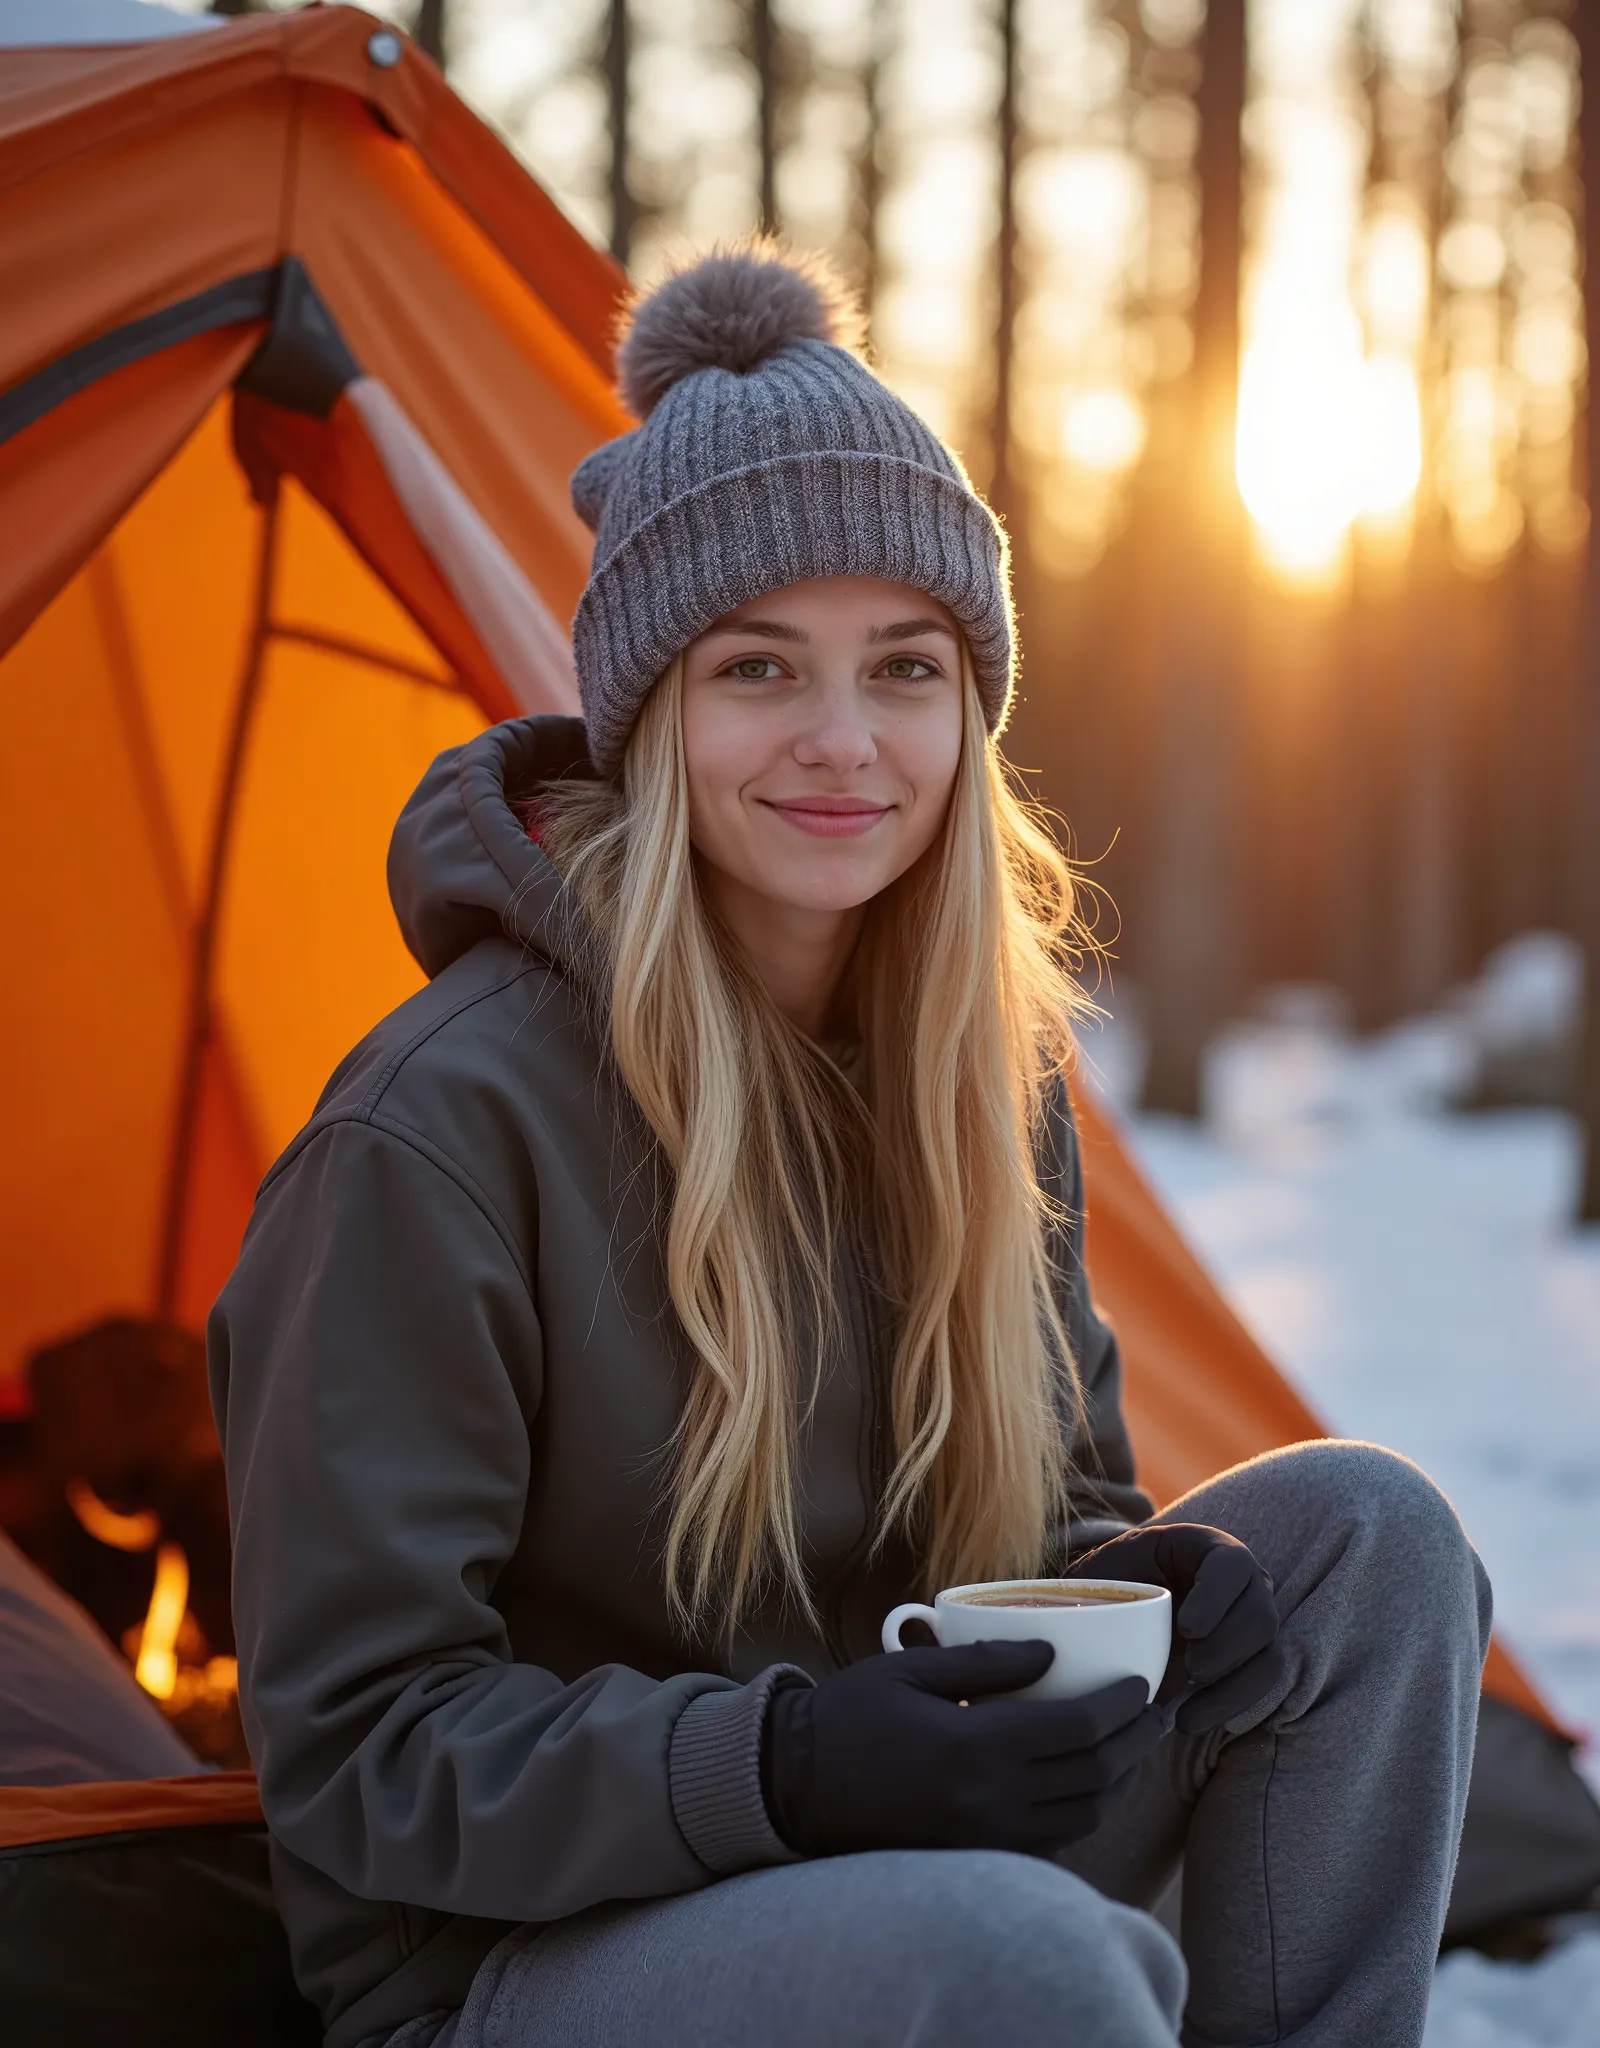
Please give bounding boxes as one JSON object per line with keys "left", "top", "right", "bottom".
{"left": 699, "top": 616, "right": 809, "bottom": 642}
{"left": 866, "top": 617, "right": 957, "bottom": 643}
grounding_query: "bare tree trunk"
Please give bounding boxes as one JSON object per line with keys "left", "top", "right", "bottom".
{"left": 413, "top": 0, "right": 446, "bottom": 66}
{"left": 990, "top": 0, "right": 1018, "bottom": 523}
{"left": 856, "top": 0, "right": 886, "bottom": 331}
{"left": 1573, "top": 3, "right": 1600, "bottom": 1215}
{"left": 606, "top": 0, "right": 636, "bottom": 266}
{"left": 753, "top": 0, "right": 777, "bottom": 235}
{"left": 1139, "top": 0, "right": 1247, "bottom": 1116}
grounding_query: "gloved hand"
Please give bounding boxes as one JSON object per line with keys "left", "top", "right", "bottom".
{"left": 1070, "top": 1522, "right": 1285, "bottom": 1736}
{"left": 761, "top": 1641, "right": 1163, "bottom": 1859}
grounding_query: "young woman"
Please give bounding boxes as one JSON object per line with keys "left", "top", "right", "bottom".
{"left": 211, "top": 249, "right": 1489, "bottom": 2048}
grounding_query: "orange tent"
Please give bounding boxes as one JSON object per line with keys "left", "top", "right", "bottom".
{"left": 1, "top": 0, "right": 1595, "bottom": 1951}
{"left": 1, "top": 1, "right": 627, "bottom": 1361}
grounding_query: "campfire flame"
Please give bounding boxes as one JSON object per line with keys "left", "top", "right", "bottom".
{"left": 134, "top": 1541, "right": 189, "bottom": 1702}
{"left": 65, "top": 1477, "right": 160, "bottom": 1552}
{"left": 66, "top": 1477, "right": 240, "bottom": 1743}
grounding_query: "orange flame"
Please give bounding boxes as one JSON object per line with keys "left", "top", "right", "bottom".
{"left": 65, "top": 1477, "right": 160, "bottom": 1553}
{"left": 134, "top": 1542, "right": 189, "bottom": 1702}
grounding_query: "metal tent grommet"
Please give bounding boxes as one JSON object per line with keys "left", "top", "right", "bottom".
{"left": 367, "top": 30, "right": 403, "bottom": 68}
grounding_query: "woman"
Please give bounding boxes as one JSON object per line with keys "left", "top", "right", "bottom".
{"left": 211, "top": 249, "right": 1490, "bottom": 2048}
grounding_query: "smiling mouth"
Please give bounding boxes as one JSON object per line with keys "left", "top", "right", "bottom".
{"left": 762, "top": 798, "right": 892, "bottom": 839}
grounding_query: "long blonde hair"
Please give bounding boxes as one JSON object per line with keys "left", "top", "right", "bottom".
{"left": 538, "top": 640, "right": 1098, "bottom": 1631}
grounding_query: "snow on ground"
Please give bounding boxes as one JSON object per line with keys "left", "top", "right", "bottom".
{"left": 1081, "top": 956, "right": 1600, "bottom": 2042}
{"left": 1424, "top": 1933, "right": 1600, "bottom": 2048}
{"left": 1095, "top": 994, "right": 1600, "bottom": 1782}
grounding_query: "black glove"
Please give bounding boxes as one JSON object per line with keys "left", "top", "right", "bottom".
{"left": 761, "top": 1641, "right": 1163, "bottom": 1859}
{"left": 1070, "top": 1522, "right": 1285, "bottom": 1736}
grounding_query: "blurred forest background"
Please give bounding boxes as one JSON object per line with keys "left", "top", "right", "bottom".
{"left": 195, "top": 0, "right": 1600, "bottom": 1174}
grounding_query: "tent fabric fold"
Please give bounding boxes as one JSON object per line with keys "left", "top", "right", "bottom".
{"left": 343, "top": 377, "right": 582, "bottom": 716}
{"left": 0, "top": 1772, "right": 263, "bottom": 1855}
{"left": 2, "top": 0, "right": 1595, "bottom": 1967}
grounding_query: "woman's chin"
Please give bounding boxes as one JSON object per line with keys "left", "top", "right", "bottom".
{"left": 749, "top": 861, "right": 902, "bottom": 918}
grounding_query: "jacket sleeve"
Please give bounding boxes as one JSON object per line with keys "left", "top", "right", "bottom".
{"left": 209, "top": 1117, "right": 797, "bottom": 1924}
{"left": 1035, "top": 1075, "right": 1155, "bottom": 1562}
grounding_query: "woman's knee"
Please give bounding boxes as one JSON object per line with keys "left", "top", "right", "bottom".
{"left": 853, "top": 1851, "right": 1185, "bottom": 2046}
{"left": 1280, "top": 1438, "right": 1468, "bottom": 1550}
{"left": 1260, "top": 1440, "right": 1490, "bottom": 1637}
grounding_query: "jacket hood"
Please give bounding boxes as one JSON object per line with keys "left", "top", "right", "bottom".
{"left": 388, "top": 715, "right": 598, "bottom": 980}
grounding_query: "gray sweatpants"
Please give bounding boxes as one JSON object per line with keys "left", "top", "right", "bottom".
{"left": 398, "top": 1440, "right": 1492, "bottom": 2048}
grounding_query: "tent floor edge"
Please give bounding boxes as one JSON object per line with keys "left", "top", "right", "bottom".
{"left": 0, "top": 1819, "right": 319, "bottom": 2046}
{"left": 1444, "top": 1692, "right": 1600, "bottom": 1948}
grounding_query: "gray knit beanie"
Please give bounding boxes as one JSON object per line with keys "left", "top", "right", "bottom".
{"left": 569, "top": 245, "right": 1014, "bottom": 777}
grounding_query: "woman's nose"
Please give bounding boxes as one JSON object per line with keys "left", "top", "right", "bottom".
{"left": 794, "top": 684, "right": 877, "bottom": 770}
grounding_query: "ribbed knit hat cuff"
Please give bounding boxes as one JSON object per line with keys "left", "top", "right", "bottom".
{"left": 573, "top": 449, "right": 1013, "bottom": 777}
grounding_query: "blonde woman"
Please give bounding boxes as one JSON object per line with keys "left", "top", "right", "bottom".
{"left": 212, "top": 250, "right": 1489, "bottom": 2048}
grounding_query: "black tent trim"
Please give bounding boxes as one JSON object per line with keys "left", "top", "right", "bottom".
{"left": 0, "top": 260, "right": 361, "bottom": 449}
{"left": 0, "top": 271, "right": 274, "bottom": 448}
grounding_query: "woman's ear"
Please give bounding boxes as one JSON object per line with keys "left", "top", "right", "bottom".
{"left": 571, "top": 432, "right": 638, "bottom": 532}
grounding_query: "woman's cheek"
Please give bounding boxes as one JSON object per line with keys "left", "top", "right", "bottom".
{"left": 686, "top": 745, "right": 764, "bottom": 871}
{"left": 896, "top": 715, "right": 962, "bottom": 845}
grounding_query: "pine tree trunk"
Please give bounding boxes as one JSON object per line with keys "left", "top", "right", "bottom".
{"left": 990, "top": 0, "right": 1018, "bottom": 523}
{"left": 753, "top": 0, "right": 777, "bottom": 235}
{"left": 1572, "top": 6, "right": 1600, "bottom": 1216}
{"left": 414, "top": 0, "right": 446, "bottom": 68}
{"left": 606, "top": 0, "right": 635, "bottom": 265}
{"left": 1139, "top": 0, "right": 1247, "bottom": 1116}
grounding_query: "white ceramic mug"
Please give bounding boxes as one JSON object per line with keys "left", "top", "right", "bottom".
{"left": 881, "top": 1579, "right": 1172, "bottom": 1703}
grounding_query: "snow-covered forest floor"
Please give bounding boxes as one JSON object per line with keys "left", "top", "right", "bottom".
{"left": 1081, "top": 944, "right": 1600, "bottom": 2044}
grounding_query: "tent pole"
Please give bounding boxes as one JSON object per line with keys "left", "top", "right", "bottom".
{"left": 155, "top": 493, "right": 280, "bottom": 1320}
{"left": 267, "top": 622, "right": 459, "bottom": 693}
{"left": 90, "top": 552, "right": 191, "bottom": 942}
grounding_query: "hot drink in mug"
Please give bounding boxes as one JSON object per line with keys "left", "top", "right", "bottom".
{"left": 882, "top": 1579, "right": 1171, "bottom": 1702}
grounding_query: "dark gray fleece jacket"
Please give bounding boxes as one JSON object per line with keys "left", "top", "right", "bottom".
{"left": 208, "top": 716, "right": 1151, "bottom": 2048}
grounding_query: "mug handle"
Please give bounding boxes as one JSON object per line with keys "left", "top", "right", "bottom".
{"left": 882, "top": 1602, "right": 940, "bottom": 1653}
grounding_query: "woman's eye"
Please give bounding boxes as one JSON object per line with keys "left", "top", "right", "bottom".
{"left": 728, "top": 657, "right": 784, "bottom": 681}
{"left": 881, "top": 656, "right": 937, "bottom": 681}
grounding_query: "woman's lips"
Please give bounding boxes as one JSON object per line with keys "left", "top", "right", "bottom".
{"left": 762, "top": 798, "right": 892, "bottom": 839}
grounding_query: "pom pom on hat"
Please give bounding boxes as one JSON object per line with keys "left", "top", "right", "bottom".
{"left": 617, "top": 242, "right": 865, "bottom": 418}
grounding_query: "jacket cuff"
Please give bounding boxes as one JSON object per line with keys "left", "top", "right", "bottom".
{"left": 668, "top": 1666, "right": 811, "bottom": 1875}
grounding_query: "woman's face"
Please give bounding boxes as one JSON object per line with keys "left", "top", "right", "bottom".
{"left": 680, "top": 576, "right": 965, "bottom": 920}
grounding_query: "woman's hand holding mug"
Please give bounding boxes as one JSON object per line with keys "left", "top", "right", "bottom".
{"left": 1068, "top": 1523, "right": 1286, "bottom": 1735}
{"left": 761, "top": 1639, "right": 1164, "bottom": 1860}
{"left": 761, "top": 1576, "right": 1175, "bottom": 1859}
